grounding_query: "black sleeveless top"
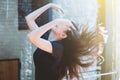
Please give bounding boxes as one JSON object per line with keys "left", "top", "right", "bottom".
{"left": 33, "top": 31, "right": 63, "bottom": 80}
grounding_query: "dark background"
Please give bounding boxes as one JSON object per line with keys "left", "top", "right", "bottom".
{"left": 18, "top": 0, "right": 51, "bottom": 30}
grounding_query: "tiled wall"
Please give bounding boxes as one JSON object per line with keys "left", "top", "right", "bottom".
{"left": 0, "top": 0, "right": 29, "bottom": 59}
{"left": 0, "top": 0, "right": 19, "bottom": 59}
{"left": 0, "top": 0, "right": 34, "bottom": 80}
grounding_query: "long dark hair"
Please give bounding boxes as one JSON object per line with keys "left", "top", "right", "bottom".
{"left": 58, "top": 22, "right": 106, "bottom": 80}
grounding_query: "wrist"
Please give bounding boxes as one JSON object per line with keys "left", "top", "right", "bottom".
{"left": 46, "top": 3, "right": 53, "bottom": 9}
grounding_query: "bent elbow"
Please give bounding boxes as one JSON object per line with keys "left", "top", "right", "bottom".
{"left": 27, "top": 34, "right": 34, "bottom": 42}
{"left": 25, "top": 16, "right": 30, "bottom": 22}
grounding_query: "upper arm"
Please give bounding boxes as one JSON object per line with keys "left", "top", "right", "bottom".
{"left": 25, "top": 16, "right": 39, "bottom": 31}
{"left": 27, "top": 34, "right": 52, "bottom": 53}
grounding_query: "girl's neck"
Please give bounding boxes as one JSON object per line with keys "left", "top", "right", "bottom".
{"left": 48, "top": 31, "right": 58, "bottom": 41}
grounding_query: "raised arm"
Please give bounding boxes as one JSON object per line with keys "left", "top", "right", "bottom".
{"left": 27, "top": 20, "right": 55, "bottom": 53}
{"left": 25, "top": 3, "right": 64, "bottom": 31}
{"left": 25, "top": 3, "right": 67, "bottom": 53}
{"left": 27, "top": 19, "right": 73, "bottom": 53}
{"left": 25, "top": 3, "right": 51, "bottom": 30}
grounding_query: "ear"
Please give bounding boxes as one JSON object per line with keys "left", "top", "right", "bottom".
{"left": 60, "top": 33, "right": 67, "bottom": 39}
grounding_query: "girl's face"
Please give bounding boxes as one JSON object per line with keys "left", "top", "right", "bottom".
{"left": 51, "top": 25, "right": 69, "bottom": 40}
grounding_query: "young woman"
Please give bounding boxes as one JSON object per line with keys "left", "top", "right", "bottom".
{"left": 25, "top": 3, "right": 105, "bottom": 80}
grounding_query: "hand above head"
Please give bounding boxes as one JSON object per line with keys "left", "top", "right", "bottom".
{"left": 48, "top": 3, "right": 64, "bottom": 14}
{"left": 53, "top": 18, "right": 76, "bottom": 30}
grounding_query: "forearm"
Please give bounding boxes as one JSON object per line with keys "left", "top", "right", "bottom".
{"left": 25, "top": 3, "right": 51, "bottom": 31}
{"left": 26, "top": 4, "right": 50, "bottom": 20}
{"left": 27, "top": 20, "right": 56, "bottom": 40}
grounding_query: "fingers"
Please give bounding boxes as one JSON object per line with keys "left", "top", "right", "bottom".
{"left": 50, "top": 3, "right": 64, "bottom": 14}
{"left": 57, "top": 7, "right": 64, "bottom": 14}
{"left": 55, "top": 6, "right": 64, "bottom": 14}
